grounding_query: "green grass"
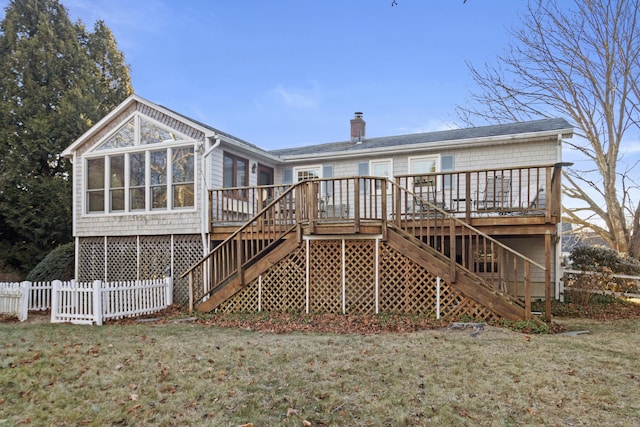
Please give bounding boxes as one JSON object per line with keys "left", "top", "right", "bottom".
{"left": 1, "top": 318, "right": 640, "bottom": 426}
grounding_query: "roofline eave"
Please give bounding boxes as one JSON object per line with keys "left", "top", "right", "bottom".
{"left": 277, "top": 127, "right": 574, "bottom": 162}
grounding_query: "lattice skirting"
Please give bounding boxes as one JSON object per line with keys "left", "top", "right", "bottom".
{"left": 77, "top": 234, "right": 202, "bottom": 305}
{"left": 217, "top": 238, "right": 500, "bottom": 322}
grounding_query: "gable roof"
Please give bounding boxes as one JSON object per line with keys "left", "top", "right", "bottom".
{"left": 270, "top": 118, "right": 573, "bottom": 160}
{"left": 61, "top": 94, "right": 275, "bottom": 160}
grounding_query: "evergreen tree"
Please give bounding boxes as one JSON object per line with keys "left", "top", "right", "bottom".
{"left": 0, "top": 0, "right": 133, "bottom": 275}
{"left": 81, "top": 19, "right": 133, "bottom": 120}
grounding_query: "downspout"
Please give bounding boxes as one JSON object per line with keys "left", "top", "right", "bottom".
{"left": 201, "top": 133, "right": 221, "bottom": 255}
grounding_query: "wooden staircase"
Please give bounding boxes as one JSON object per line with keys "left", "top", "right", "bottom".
{"left": 385, "top": 227, "right": 527, "bottom": 321}
{"left": 183, "top": 177, "right": 544, "bottom": 322}
{"left": 196, "top": 233, "right": 299, "bottom": 312}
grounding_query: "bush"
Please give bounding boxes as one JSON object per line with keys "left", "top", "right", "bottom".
{"left": 569, "top": 245, "right": 640, "bottom": 275}
{"left": 26, "top": 242, "right": 75, "bottom": 282}
{"left": 566, "top": 246, "right": 640, "bottom": 296}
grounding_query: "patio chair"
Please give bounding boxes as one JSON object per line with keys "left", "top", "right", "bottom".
{"left": 476, "top": 176, "right": 511, "bottom": 213}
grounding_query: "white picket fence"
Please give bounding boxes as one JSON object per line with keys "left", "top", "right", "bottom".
{"left": 0, "top": 281, "right": 52, "bottom": 321}
{"left": 0, "top": 278, "right": 172, "bottom": 325}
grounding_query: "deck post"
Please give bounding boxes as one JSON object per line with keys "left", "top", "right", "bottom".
{"left": 465, "top": 172, "right": 471, "bottom": 223}
{"left": 381, "top": 180, "right": 388, "bottom": 240}
{"left": 394, "top": 177, "right": 401, "bottom": 228}
{"left": 354, "top": 179, "right": 361, "bottom": 233}
{"left": 188, "top": 272, "right": 194, "bottom": 314}
{"left": 545, "top": 233, "right": 552, "bottom": 321}
{"left": 524, "top": 262, "right": 531, "bottom": 321}
{"left": 449, "top": 217, "right": 457, "bottom": 283}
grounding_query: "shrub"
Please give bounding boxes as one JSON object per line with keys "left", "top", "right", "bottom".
{"left": 26, "top": 242, "right": 75, "bottom": 282}
{"left": 566, "top": 246, "right": 640, "bottom": 297}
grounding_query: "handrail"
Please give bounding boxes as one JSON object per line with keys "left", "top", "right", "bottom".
{"left": 182, "top": 184, "right": 303, "bottom": 310}
{"left": 388, "top": 178, "right": 546, "bottom": 320}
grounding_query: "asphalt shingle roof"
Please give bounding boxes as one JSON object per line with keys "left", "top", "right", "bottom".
{"left": 269, "top": 118, "right": 572, "bottom": 157}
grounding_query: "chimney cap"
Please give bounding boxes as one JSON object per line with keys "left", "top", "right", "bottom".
{"left": 354, "top": 112, "right": 363, "bottom": 118}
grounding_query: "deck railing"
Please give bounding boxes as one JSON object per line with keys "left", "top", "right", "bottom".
{"left": 189, "top": 167, "right": 562, "bottom": 318}
{"left": 210, "top": 164, "right": 564, "bottom": 226}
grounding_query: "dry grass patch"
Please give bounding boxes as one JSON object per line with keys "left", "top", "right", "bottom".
{"left": 1, "top": 317, "right": 639, "bottom": 426}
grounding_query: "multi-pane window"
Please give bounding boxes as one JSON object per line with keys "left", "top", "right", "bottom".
{"left": 87, "top": 158, "right": 105, "bottom": 212}
{"left": 129, "top": 153, "right": 146, "bottom": 211}
{"left": 150, "top": 150, "right": 168, "bottom": 209}
{"left": 109, "top": 155, "right": 125, "bottom": 211}
{"left": 172, "top": 147, "right": 194, "bottom": 208}
{"left": 86, "top": 114, "right": 195, "bottom": 214}
{"left": 296, "top": 168, "right": 320, "bottom": 181}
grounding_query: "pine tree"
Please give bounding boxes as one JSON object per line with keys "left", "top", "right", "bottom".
{"left": 0, "top": 0, "right": 133, "bottom": 275}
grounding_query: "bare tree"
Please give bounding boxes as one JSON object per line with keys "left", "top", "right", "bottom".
{"left": 458, "top": 0, "right": 640, "bottom": 258}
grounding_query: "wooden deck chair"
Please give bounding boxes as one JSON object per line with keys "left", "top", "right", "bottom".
{"left": 476, "top": 176, "right": 511, "bottom": 212}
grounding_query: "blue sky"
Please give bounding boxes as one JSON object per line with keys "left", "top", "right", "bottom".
{"left": 1, "top": 0, "right": 532, "bottom": 149}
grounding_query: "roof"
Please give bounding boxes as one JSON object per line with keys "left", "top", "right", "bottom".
{"left": 270, "top": 118, "right": 573, "bottom": 158}
{"left": 61, "top": 94, "right": 275, "bottom": 160}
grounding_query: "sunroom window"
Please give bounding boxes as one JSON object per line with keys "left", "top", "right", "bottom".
{"left": 150, "top": 150, "right": 168, "bottom": 210}
{"left": 109, "top": 155, "right": 125, "bottom": 211}
{"left": 87, "top": 158, "right": 105, "bottom": 212}
{"left": 86, "top": 114, "right": 195, "bottom": 214}
{"left": 172, "top": 147, "right": 195, "bottom": 208}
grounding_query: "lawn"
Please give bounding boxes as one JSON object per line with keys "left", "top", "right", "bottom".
{"left": 1, "top": 310, "right": 639, "bottom": 427}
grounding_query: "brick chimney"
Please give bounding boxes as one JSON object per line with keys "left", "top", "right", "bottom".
{"left": 350, "top": 112, "right": 365, "bottom": 143}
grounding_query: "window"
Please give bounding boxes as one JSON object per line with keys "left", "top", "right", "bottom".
{"left": 223, "top": 152, "right": 248, "bottom": 199}
{"left": 370, "top": 159, "right": 393, "bottom": 193}
{"left": 87, "top": 158, "right": 105, "bottom": 212}
{"left": 150, "top": 150, "right": 168, "bottom": 209}
{"left": 294, "top": 166, "right": 321, "bottom": 182}
{"left": 109, "top": 155, "right": 125, "bottom": 212}
{"left": 410, "top": 156, "right": 438, "bottom": 175}
{"left": 86, "top": 114, "right": 195, "bottom": 214}
{"left": 172, "top": 147, "right": 194, "bottom": 208}
{"left": 223, "top": 153, "right": 248, "bottom": 188}
{"left": 129, "top": 153, "right": 146, "bottom": 211}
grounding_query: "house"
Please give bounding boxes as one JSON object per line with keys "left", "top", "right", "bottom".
{"left": 62, "top": 94, "right": 573, "bottom": 322}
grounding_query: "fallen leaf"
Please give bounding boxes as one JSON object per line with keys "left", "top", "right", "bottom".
{"left": 130, "top": 393, "right": 139, "bottom": 401}
{"left": 303, "top": 421, "right": 312, "bottom": 427}
{"left": 127, "top": 404, "right": 141, "bottom": 414}
{"left": 287, "top": 407, "right": 297, "bottom": 416}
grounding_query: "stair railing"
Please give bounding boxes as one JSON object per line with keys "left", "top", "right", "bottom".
{"left": 182, "top": 183, "right": 308, "bottom": 311}
{"left": 388, "top": 178, "right": 547, "bottom": 320}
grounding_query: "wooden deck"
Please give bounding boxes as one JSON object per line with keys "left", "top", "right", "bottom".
{"left": 184, "top": 164, "right": 566, "bottom": 322}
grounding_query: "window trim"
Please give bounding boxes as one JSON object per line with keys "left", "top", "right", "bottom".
{"left": 370, "top": 158, "right": 393, "bottom": 194}
{"left": 293, "top": 165, "right": 322, "bottom": 183}
{"left": 408, "top": 154, "right": 441, "bottom": 190}
{"left": 84, "top": 145, "right": 196, "bottom": 215}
